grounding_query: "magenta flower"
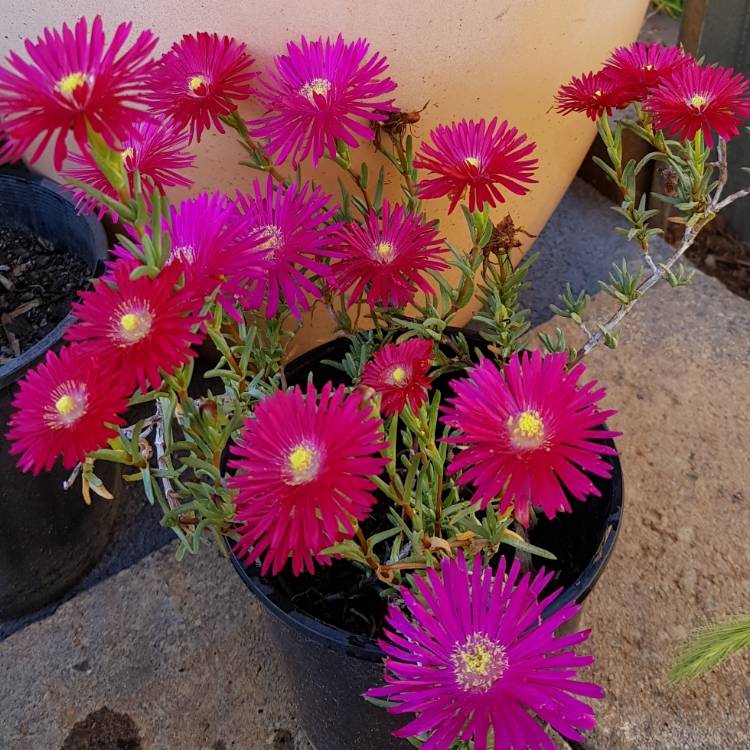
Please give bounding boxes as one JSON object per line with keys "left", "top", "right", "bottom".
{"left": 414, "top": 118, "right": 538, "bottom": 213}
{"left": 602, "top": 42, "right": 693, "bottom": 102}
{"left": 0, "top": 16, "right": 157, "bottom": 169}
{"left": 66, "top": 259, "right": 203, "bottom": 393}
{"left": 7, "top": 345, "right": 128, "bottom": 474}
{"left": 146, "top": 32, "right": 257, "bottom": 142}
{"left": 367, "top": 553, "right": 604, "bottom": 750}
{"left": 646, "top": 62, "right": 750, "bottom": 146}
{"left": 555, "top": 71, "right": 631, "bottom": 121}
{"left": 250, "top": 35, "right": 397, "bottom": 166}
{"left": 361, "top": 338, "right": 433, "bottom": 416}
{"left": 332, "top": 201, "right": 448, "bottom": 309}
{"left": 64, "top": 118, "right": 194, "bottom": 218}
{"left": 235, "top": 176, "right": 338, "bottom": 318}
{"left": 159, "top": 192, "right": 267, "bottom": 316}
{"left": 442, "top": 351, "right": 619, "bottom": 527}
{"left": 228, "top": 382, "right": 388, "bottom": 576}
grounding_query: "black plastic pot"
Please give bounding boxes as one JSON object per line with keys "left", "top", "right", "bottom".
{"left": 0, "top": 174, "right": 120, "bottom": 619}
{"left": 231, "top": 333, "right": 624, "bottom": 750}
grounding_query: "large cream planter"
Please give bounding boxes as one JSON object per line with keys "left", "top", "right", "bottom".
{"left": 2, "top": 0, "right": 649, "bottom": 354}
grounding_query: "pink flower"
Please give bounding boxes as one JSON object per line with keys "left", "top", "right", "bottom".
{"left": 228, "top": 382, "right": 388, "bottom": 576}
{"left": 146, "top": 32, "right": 257, "bottom": 142}
{"left": 361, "top": 339, "right": 433, "bottom": 416}
{"left": 332, "top": 201, "right": 448, "bottom": 309}
{"left": 0, "top": 16, "right": 156, "bottom": 169}
{"left": 442, "top": 352, "right": 619, "bottom": 527}
{"left": 368, "top": 554, "right": 603, "bottom": 750}
{"left": 602, "top": 42, "right": 693, "bottom": 102}
{"left": 7, "top": 345, "right": 128, "bottom": 474}
{"left": 66, "top": 259, "right": 203, "bottom": 393}
{"left": 555, "top": 71, "right": 631, "bottom": 121}
{"left": 414, "top": 118, "right": 538, "bottom": 213}
{"left": 235, "top": 177, "right": 338, "bottom": 318}
{"left": 64, "top": 118, "right": 194, "bottom": 218}
{"left": 162, "top": 193, "right": 267, "bottom": 316}
{"left": 646, "top": 62, "right": 750, "bottom": 146}
{"left": 250, "top": 35, "right": 397, "bottom": 166}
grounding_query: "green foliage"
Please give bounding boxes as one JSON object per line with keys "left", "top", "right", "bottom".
{"left": 650, "top": 0, "right": 684, "bottom": 17}
{"left": 550, "top": 283, "right": 590, "bottom": 325}
{"left": 670, "top": 615, "right": 750, "bottom": 682}
{"left": 472, "top": 252, "right": 536, "bottom": 358}
{"left": 599, "top": 258, "right": 644, "bottom": 305}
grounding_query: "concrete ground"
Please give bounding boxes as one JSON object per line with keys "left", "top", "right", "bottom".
{"left": 0, "top": 179, "right": 748, "bottom": 749}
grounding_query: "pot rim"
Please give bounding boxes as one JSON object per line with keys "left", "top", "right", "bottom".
{"left": 229, "top": 334, "right": 624, "bottom": 663}
{"left": 0, "top": 173, "right": 108, "bottom": 390}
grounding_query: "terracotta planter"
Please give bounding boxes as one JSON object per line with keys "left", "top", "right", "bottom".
{"left": 3, "top": 0, "right": 649, "bottom": 352}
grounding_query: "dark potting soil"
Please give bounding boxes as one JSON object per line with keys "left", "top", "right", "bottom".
{"left": 0, "top": 222, "right": 90, "bottom": 363}
{"left": 271, "top": 502, "right": 591, "bottom": 638}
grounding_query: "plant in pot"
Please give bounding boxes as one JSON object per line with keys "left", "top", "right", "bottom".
{"left": 3, "top": 17, "right": 750, "bottom": 749}
{"left": 0, "top": 167, "right": 121, "bottom": 619}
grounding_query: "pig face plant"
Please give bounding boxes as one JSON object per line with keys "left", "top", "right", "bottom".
{"left": 2, "top": 18, "right": 750, "bottom": 747}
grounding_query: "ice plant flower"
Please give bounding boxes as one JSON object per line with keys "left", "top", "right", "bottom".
{"left": 65, "top": 259, "right": 203, "bottom": 393}
{"left": 159, "top": 192, "right": 267, "bottom": 316}
{"left": 0, "top": 16, "right": 157, "bottom": 169}
{"left": 555, "top": 71, "right": 632, "bottom": 122}
{"left": 146, "top": 32, "right": 257, "bottom": 142}
{"left": 367, "top": 553, "right": 604, "bottom": 750}
{"left": 228, "top": 382, "right": 388, "bottom": 576}
{"left": 332, "top": 200, "right": 448, "bottom": 308}
{"left": 64, "top": 119, "right": 194, "bottom": 217}
{"left": 602, "top": 42, "right": 692, "bottom": 102}
{"left": 7, "top": 345, "right": 128, "bottom": 474}
{"left": 250, "top": 35, "right": 397, "bottom": 166}
{"left": 235, "top": 176, "right": 338, "bottom": 318}
{"left": 414, "top": 118, "right": 537, "bottom": 213}
{"left": 646, "top": 62, "right": 750, "bottom": 146}
{"left": 442, "top": 351, "right": 619, "bottom": 526}
{"left": 361, "top": 338, "right": 433, "bottom": 416}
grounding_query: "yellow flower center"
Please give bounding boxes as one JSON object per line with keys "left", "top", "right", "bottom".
{"left": 120, "top": 313, "right": 139, "bottom": 332}
{"left": 300, "top": 77, "right": 331, "bottom": 102}
{"left": 56, "top": 72, "right": 88, "bottom": 96}
{"left": 594, "top": 89, "right": 603, "bottom": 97}
{"left": 645, "top": 63, "right": 655, "bottom": 71}
{"left": 451, "top": 633, "right": 508, "bottom": 693}
{"left": 284, "top": 443, "right": 321, "bottom": 485}
{"left": 55, "top": 394, "right": 75, "bottom": 416}
{"left": 111, "top": 301, "right": 154, "bottom": 346}
{"left": 390, "top": 366, "right": 407, "bottom": 385}
{"left": 464, "top": 156, "right": 481, "bottom": 169}
{"left": 690, "top": 94, "right": 707, "bottom": 109}
{"left": 508, "top": 409, "right": 545, "bottom": 449}
{"left": 374, "top": 241, "right": 394, "bottom": 263}
{"left": 121, "top": 146, "right": 134, "bottom": 161}
{"left": 188, "top": 74, "right": 209, "bottom": 93}
{"left": 45, "top": 381, "right": 88, "bottom": 429}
